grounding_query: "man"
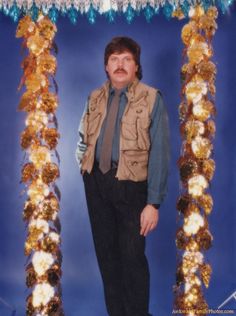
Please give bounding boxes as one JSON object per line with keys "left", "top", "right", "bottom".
{"left": 76, "top": 37, "right": 169, "bottom": 316}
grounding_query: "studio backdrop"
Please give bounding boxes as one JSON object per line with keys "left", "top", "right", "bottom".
{"left": 0, "top": 1, "right": 235, "bottom": 315}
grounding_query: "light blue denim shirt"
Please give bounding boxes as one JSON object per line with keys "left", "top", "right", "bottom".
{"left": 76, "top": 84, "right": 170, "bottom": 206}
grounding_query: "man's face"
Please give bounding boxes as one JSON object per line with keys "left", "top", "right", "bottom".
{"left": 105, "top": 51, "right": 138, "bottom": 89}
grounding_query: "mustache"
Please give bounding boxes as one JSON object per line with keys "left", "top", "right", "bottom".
{"left": 114, "top": 68, "right": 127, "bottom": 74}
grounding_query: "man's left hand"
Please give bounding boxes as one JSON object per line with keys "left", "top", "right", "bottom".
{"left": 140, "top": 204, "right": 159, "bottom": 237}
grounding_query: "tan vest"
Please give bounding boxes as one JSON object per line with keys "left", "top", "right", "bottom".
{"left": 81, "top": 79, "right": 158, "bottom": 181}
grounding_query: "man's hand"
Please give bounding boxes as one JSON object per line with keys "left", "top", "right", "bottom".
{"left": 140, "top": 204, "right": 159, "bottom": 237}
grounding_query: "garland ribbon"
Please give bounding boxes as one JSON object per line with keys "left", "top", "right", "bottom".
{"left": 16, "top": 14, "right": 64, "bottom": 315}
{"left": 174, "top": 5, "right": 218, "bottom": 315}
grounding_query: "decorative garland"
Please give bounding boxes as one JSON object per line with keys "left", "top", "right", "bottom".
{"left": 16, "top": 14, "right": 64, "bottom": 315}
{"left": 174, "top": 5, "right": 217, "bottom": 315}
{"left": 1, "top": 0, "right": 233, "bottom": 313}
{"left": 0, "top": 0, "right": 234, "bottom": 23}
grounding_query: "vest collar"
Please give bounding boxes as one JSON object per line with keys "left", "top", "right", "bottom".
{"left": 103, "top": 78, "right": 140, "bottom": 98}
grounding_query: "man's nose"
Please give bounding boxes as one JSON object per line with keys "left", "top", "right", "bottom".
{"left": 117, "top": 59, "right": 124, "bottom": 67}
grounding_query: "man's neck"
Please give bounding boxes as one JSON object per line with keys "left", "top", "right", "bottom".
{"left": 111, "top": 83, "right": 128, "bottom": 90}
{"left": 110, "top": 78, "right": 138, "bottom": 90}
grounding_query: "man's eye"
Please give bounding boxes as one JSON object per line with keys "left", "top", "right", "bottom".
{"left": 124, "top": 57, "right": 132, "bottom": 62}
{"left": 110, "top": 57, "right": 117, "bottom": 62}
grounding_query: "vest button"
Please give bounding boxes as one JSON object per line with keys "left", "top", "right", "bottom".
{"left": 131, "top": 161, "right": 138, "bottom": 166}
{"left": 90, "top": 107, "right": 95, "bottom": 111}
{"left": 136, "top": 109, "right": 143, "bottom": 114}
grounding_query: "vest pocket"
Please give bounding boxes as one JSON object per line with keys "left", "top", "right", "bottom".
{"left": 87, "top": 112, "right": 102, "bottom": 136}
{"left": 123, "top": 150, "right": 148, "bottom": 181}
{"left": 121, "top": 117, "right": 137, "bottom": 141}
{"left": 136, "top": 117, "right": 151, "bottom": 150}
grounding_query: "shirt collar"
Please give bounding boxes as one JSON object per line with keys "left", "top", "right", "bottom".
{"left": 109, "top": 84, "right": 128, "bottom": 97}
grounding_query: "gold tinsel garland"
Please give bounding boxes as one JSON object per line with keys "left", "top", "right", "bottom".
{"left": 175, "top": 5, "right": 217, "bottom": 315}
{"left": 16, "top": 14, "right": 64, "bottom": 315}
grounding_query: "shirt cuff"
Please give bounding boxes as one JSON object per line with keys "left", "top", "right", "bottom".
{"left": 149, "top": 203, "right": 160, "bottom": 210}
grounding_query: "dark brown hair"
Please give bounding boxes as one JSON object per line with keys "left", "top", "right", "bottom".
{"left": 104, "top": 36, "right": 142, "bottom": 80}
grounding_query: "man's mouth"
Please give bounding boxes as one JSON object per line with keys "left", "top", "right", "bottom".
{"left": 114, "top": 69, "right": 127, "bottom": 74}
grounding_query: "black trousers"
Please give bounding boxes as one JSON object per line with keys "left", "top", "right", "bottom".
{"left": 83, "top": 163, "right": 152, "bottom": 316}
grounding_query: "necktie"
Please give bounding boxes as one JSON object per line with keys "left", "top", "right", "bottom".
{"left": 99, "top": 89, "right": 121, "bottom": 174}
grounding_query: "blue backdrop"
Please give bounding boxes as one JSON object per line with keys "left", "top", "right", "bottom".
{"left": 0, "top": 7, "right": 235, "bottom": 316}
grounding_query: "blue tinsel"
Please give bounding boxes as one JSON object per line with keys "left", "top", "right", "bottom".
{"left": 87, "top": 5, "right": 96, "bottom": 24}
{"left": 9, "top": 3, "right": 20, "bottom": 22}
{"left": 125, "top": 4, "right": 135, "bottom": 24}
{"left": 48, "top": 5, "right": 59, "bottom": 24}
{"left": 181, "top": 0, "right": 190, "bottom": 17}
{"left": 68, "top": 6, "right": 78, "bottom": 25}
{"left": 202, "top": 0, "right": 213, "bottom": 11}
{"left": 2, "top": 6, "right": 10, "bottom": 16}
{"left": 144, "top": 3, "right": 155, "bottom": 22}
{"left": 0, "top": 0, "right": 235, "bottom": 24}
{"left": 154, "top": 6, "right": 160, "bottom": 15}
{"left": 105, "top": 9, "right": 116, "bottom": 23}
{"left": 163, "top": 3, "right": 174, "bottom": 20}
{"left": 30, "top": 3, "right": 39, "bottom": 22}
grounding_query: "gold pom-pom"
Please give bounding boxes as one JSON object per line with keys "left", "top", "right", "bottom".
{"left": 200, "top": 263, "right": 212, "bottom": 288}
{"left": 41, "top": 236, "right": 59, "bottom": 253}
{"left": 181, "top": 120, "right": 205, "bottom": 143}
{"left": 196, "top": 228, "right": 213, "bottom": 250}
{"left": 200, "top": 159, "right": 215, "bottom": 181}
{"left": 43, "top": 193, "right": 60, "bottom": 212}
{"left": 181, "top": 21, "right": 198, "bottom": 46}
{"left": 176, "top": 265, "right": 185, "bottom": 286}
{"left": 26, "top": 110, "right": 48, "bottom": 131}
{"left": 209, "top": 82, "right": 216, "bottom": 96}
{"left": 197, "top": 60, "right": 216, "bottom": 82}
{"left": 207, "top": 6, "right": 218, "bottom": 20}
{"left": 205, "top": 120, "right": 216, "bottom": 138}
{"left": 189, "top": 5, "right": 205, "bottom": 20}
{"left": 47, "top": 296, "right": 61, "bottom": 314}
{"left": 37, "top": 53, "right": 57, "bottom": 75}
{"left": 25, "top": 73, "right": 48, "bottom": 92}
{"left": 28, "top": 178, "right": 50, "bottom": 203}
{"left": 42, "top": 162, "right": 60, "bottom": 184}
{"left": 176, "top": 194, "right": 192, "bottom": 215}
{"left": 188, "top": 40, "right": 211, "bottom": 65}
{"left": 16, "top": 16, "right": 35, "bottom": 38}
{"left": 179, "top": 158, "right": 198, "bottom": 183}
{"left": 176, "top": 228, "right": 189, "bottom": 250}
{"left": 185, "top": 78, "right": 207, "bottom": 104}
{"left": 21, "top": 163, "right": 38, "bottom": 183}
{"left": 179, "top": 101, "right": 188, "bottom": 121}
{"left": 172, "top": 8, "right": 185, "bottom": 20}
{"left": 18, "top": 91, "right": 37, "bottom": 112}
{"left": 26, "top": 264, "right": 37, "bottom": 288}
{"left": 38, "top": 16, "right": 57, "bottom": 42}
{"left": 188, "top": 174, "right": 208, "bottom": 197}
{"left": 197, "top": 194, "right": 213, "bottom": 215}
{"left": 21, "top": 55, "right": 37, "bottom": 78}
{"left": 23, "top": 200, "right": 36, "bottom": 221}
{"left": 20, "top": 126, "right": 38, "bottom": 149}
{"left": 27, "top": 33, "right": 49, "bottom": 56}
{"left": 26, "top": 294, "right": 34, "bottom": 316}
{"left": 37, "top": 195, "right": 59, "bottom": 221}
{"left": 185, "top": 238, "right": 200, "bottom": 251}
{"left": 192, "top": 100, "right": 215, "bottom": 121}
{"left": 191, "top": 136, "right": 212, "bottom": 159}
{"left": 42, "top": 127, "right": 60, "bottom": 149}
{"left": 199, "top": 15, "right": 218, "bottom": 37}
{"left": 29, "top": 145, "right": 51, "bottom": 169}
{"left": 25, "top": 231, "right": 40, "bottom": 255}
{"left": 40, "top": 92, "right": 58, "bottom": 113}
